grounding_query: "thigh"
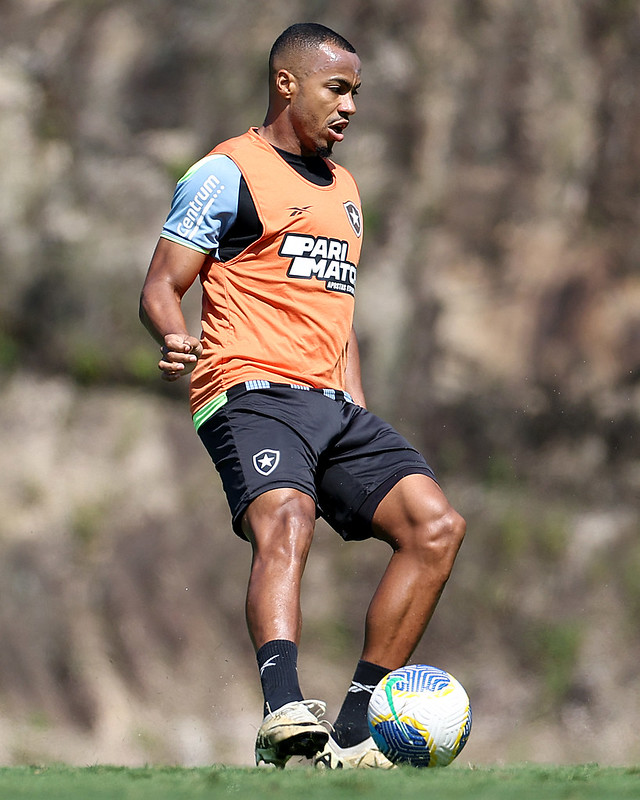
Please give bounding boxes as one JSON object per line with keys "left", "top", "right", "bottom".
{"left": 317, "top": 406, "right": 437, "bottom": 541}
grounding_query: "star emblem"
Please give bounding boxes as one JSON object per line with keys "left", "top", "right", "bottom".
{"left": 252, "top": 449, "right": 281, "bottom": 476}
{"left": 343, "top": 200, "right": 362, "bottom": 237}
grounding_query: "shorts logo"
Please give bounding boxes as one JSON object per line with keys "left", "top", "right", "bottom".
{"left": 253, "top": 449, "right": 280, "bottom": 476}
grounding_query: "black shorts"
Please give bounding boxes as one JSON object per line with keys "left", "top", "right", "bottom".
{"left": 197, "top": 384, "right": 436, "bottom": 541}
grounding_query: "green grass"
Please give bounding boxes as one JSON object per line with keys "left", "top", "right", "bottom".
{"left": 0, "top": 764, "right": 638, "bottom": 800}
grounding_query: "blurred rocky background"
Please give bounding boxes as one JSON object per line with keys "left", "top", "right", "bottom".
{"left": 0, "top": 0, "right": 638, "bottom": 767}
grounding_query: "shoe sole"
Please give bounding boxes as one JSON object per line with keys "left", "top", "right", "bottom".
{"left": 257, "top": 729, "right": 329, "bottom": 767}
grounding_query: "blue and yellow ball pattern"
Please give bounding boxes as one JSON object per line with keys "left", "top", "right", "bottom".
{"left": 368, "top": 664, "right": 472, "bottom": 767}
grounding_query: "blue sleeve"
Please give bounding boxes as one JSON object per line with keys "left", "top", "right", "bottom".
{"left": 160, "top": 154, "right": 242, "bottom": 255}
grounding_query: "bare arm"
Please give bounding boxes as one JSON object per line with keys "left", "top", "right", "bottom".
{"left": 139, "top": 237, "right": 205, "bottom": 381}
{"left": 345, "top": 326, "right": 367, "bottom": 408}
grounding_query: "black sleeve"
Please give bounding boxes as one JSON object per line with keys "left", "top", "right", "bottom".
{"left": 217, "top": 177, "right": 263, "bottom": 262}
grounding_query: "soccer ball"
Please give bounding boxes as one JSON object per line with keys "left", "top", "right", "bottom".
{"left": 367, "top": 664, "right": 472, "bottom": 767}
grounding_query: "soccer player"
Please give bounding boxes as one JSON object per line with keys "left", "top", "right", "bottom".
{"left": 140, "top": 22, "right": 465, "bottom": 769}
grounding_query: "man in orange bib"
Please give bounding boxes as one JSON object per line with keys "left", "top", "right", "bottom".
{"left": 140, "top": 22, "right": 465, "bottom": 769}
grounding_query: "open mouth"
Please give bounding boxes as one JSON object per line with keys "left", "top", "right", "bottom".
{"left": 328, "top": 119, "right": 349, "bottom": 142}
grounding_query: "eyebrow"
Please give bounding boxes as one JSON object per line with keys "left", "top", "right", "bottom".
{"left": 327, "top": 76, "right": 361, "bottom": 90}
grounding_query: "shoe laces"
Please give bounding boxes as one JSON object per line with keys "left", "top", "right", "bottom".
{"left": 301, "top": 699, "right": 327, "bottom": 721}
{"left": 268, "top": 699, "right": 327, "bottom": 723}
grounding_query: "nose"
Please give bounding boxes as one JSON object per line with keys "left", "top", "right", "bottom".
{"left": 339, "top": 91, "right": 357, "bottom": 116}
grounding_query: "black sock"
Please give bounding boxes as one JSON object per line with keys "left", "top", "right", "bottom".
{"left": 256, "top": 639, "right": 304, "bottom": 715}
{"left": 333, "top": 660, "right": 391, "bottom": 748}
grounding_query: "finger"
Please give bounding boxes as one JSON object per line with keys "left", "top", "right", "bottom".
{"left": 160, "top": 349, "right": 197, "bottom": 364}
{"left": 160, "top": 358, "right": 185, "bottom": 368}
{"left": 163, "top": 335, "right": 196, "bottom": 354}
{"left": 158, "top": 358, "right": 184, "bottom": 378}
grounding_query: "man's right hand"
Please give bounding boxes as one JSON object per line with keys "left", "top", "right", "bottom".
{"left": 158, "top": 333, "right": 203, "bottom": 381}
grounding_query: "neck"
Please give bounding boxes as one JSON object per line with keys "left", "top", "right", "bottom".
{"left": 257, "top": 123, "right": 305, "bottom": 156}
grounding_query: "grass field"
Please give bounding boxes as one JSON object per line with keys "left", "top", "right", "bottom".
{"left": 0, "top": 763, "right": 638, "bottom": 800}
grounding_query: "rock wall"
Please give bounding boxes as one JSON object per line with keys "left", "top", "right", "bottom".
{"left": 0, "top": 0, "right": 638, "bottom": 766}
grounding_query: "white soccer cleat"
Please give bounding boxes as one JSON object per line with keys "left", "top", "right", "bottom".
{"left": 313, "top": 735, "right": 397, "bottom": 769}
{"left": 255, "top": 699, "right": 329, "bottom": 768}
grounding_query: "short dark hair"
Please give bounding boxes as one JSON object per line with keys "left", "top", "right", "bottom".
{"left": 269, "top": 23, "right": 356, "bottom": 74}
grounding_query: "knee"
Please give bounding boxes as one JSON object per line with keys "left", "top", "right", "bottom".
{"left": 404, "top": 506, "right": 466, "bottom": 569}
{"left": 271, "top": 496, "right": 316, "bottom": 553}
{"left": 437, "top": 508, "right": 466, "bottom": 558}
{"left": 245, "top": 491, "right": 316, "bottom": 563}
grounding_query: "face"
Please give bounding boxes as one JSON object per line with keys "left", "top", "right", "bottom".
{"left": 284, "top": 44, "right": 361, "bottom": 157}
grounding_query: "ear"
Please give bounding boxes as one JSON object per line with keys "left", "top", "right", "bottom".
{"left": 274, "top": 68, "right": 297, "bottom": 101}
